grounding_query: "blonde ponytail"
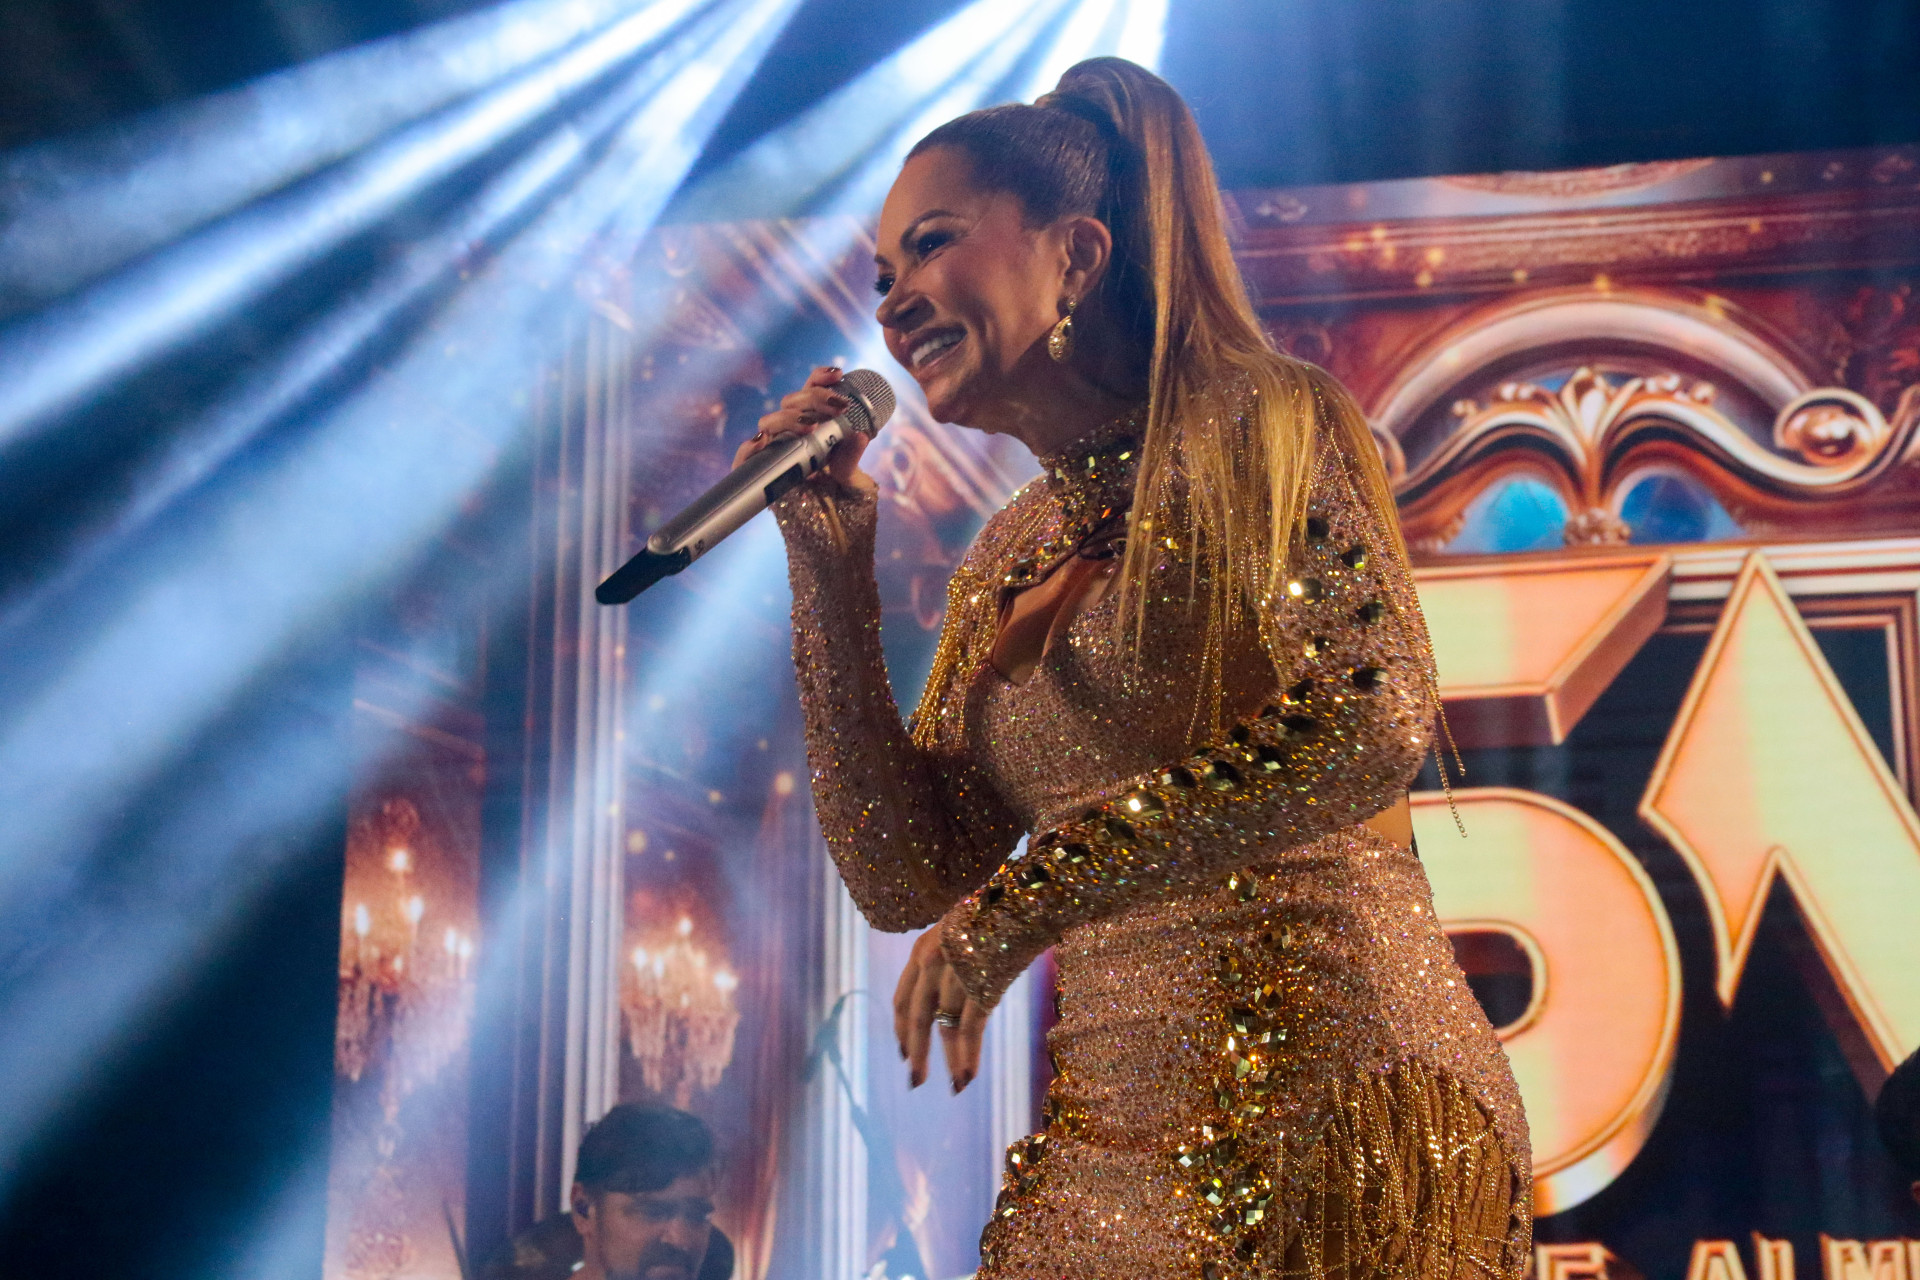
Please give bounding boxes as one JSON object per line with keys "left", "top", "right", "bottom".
{"left": 1046, "top": 58, "right": 1407, "bottom": 724}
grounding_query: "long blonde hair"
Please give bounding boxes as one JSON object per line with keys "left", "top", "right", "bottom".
{"left": 910, "top": 58, "right": 1406, "bottom": 729}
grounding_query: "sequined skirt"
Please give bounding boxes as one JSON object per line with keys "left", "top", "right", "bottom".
{"left": 978, "top": 826, "right": 1533, "bottom": 1280}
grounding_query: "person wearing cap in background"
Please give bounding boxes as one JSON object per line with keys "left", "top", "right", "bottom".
{"left": 480, "top": 1104, "right": 733, "bottom": 1280}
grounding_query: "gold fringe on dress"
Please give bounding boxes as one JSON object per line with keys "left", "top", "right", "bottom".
{"left": 1271, "top": 1061, "right": 1532, "bottom": 1280}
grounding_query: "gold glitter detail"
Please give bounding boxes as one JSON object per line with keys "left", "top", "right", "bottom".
{"left": 775, "top": 411, "right": 1530, "bottom": 1277}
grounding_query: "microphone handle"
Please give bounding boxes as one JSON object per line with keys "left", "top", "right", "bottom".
{"left": 594, "top": 417, "right": 848, "bottom": 605}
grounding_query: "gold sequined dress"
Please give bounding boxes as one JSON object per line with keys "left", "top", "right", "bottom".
{"left": 774, "top": 408, "right": 1532, "bottom": 1280}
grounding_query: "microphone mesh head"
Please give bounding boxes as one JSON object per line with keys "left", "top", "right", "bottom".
{"left": 840, "top": 368, "right": 896, "bottom": 435}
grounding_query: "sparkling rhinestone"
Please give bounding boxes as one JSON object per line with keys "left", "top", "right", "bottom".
{"left": 1350, "top": 665, "right": 1384, "bottom": 691}
{"left": 1228, "top": 869, "right": 1258, "bottom": 900}
{"left": 1123, "top": 790, "right": 1166, "bottom": 817}
{"left": 1356, "top": 599, "right": 1387, "bottom": 624}
{"left": 1021, "top": 864, "right": 1052, "bottom": 889}
{"left": 1162, "top": 765, "right": 1198, "bottom": 789}
{"left": 1304, "top": 514, "right": 1330, "bottom": 542}
{"left": 1287, "top": 577, "right": 1324, "bottom": 601}
{"left": 1204, "top": 760, "right": 1242, "bottom": 791}
{"left": 1103, "top": 815, "right": 1137, "bottom": 841}
{"left": 1253, "top": 743, "right": 1286, "bottom": 772}
{"left": 1281, "top": 714, "right": 1317, "bottom": 737}
{"left": 1283, "top": 678, "right": 1313, "bottom": 704}
{"left": 1303, "top": 635, "right": 1331, "bottom": 659}
{"left": 1056, "top": 842, "right": 1091, "bottom": 864}
{"left": 1342, "top": 545, "right": 1368, "bottom": 569}
{"left": 984, "top": 884, "right": 1005, "bottom": 904}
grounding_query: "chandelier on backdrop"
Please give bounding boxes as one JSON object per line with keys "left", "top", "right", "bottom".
{"left": 620, "top": 916, "right": 740, "bottom": 1108}
{"left": 335, "top": 800, "right": 475, "bottom": 1094}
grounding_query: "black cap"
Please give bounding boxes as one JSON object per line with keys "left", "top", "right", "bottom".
{"left": 575, "top": 1104, "right": 716, "bottom": 1195}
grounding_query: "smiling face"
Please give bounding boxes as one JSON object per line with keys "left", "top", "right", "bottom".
{"left": 873, "top": 147, "right": 1076, "bottom": 430}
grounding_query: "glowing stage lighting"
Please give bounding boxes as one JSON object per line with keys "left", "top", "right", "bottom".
{"left": 0, "top": 0, "right": 721, "bottom": 448}
{"left": 0, "top": 0, "right": 800, "bottom": 1216}
{"left": 0, "top": 0, "right": 700, "bottom": 320}
{"left": 673, "top": 0, "right": 1169, "bottom": 224}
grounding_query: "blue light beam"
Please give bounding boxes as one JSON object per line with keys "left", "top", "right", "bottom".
{"left": 0, "top": 0, "right": 799, "bottom": 1210}
{"left": 0, "top": 0, "right": 718, "bottom": 448}
{"left": 0, "top": 0, "right": 694, "bottom": 319}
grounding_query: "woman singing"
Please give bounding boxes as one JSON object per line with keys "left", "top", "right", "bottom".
{"left": 740, "top": 57, "right": 1531, "bottom": 1280}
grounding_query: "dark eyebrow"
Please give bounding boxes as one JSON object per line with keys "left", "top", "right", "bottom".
{"left": 875, "top": 209, "right": 963, "bottom": 268}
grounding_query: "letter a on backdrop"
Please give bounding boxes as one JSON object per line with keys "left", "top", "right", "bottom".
{"left": 1640, "top": 552, "right": 1920, "bottom": 1075}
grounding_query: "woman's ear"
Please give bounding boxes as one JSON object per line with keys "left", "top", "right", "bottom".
{"left": 1060, "top": 215, "right": 1113, "bottom": 305}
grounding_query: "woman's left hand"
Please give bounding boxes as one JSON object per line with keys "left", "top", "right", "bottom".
{"left": 894, "top": 923, "right": 990, "bottom": 1092}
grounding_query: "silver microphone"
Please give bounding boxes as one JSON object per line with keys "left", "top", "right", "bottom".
{"left": 595, "top": 368, "right": 896, "bottom": 604}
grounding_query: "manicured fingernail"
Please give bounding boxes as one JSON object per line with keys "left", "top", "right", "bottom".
{"left": 898, "top": 1043, "right": 907, "bottom": 1060}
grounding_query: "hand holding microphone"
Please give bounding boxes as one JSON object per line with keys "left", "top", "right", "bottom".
{"left": 595, "top": 367, "right": 895, "bottom": 604}
{"left": 733, "top": 366, "right": 877, "bottom": 492}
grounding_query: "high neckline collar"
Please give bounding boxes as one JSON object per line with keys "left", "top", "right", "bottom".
{"left": 1035, "top": 406, "right": 1145, "bottom": 545}
{"left": 1036, "top": 405, "right": 1147, "bottom": 480}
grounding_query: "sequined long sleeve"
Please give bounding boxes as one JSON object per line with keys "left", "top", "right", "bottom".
{"left": 776, "top": 484, "right": 1024, "bottom": 931}
{"left": 940, "top": 445, "right": 1438, "bottom": 1005}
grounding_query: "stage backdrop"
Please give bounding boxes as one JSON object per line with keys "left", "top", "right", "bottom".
{"left": 326, "top": 144, "right": 1920, "bottom": 1280}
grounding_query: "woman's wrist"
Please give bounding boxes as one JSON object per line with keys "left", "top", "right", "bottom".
{"left": 937, "top": 900, "right": 1005, "bottom": 1010}
{"left": 772, "top": 479, "right": 879, "bottom": 559}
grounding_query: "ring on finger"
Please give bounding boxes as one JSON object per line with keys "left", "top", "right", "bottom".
{"left": 932, "top": 1008, "right": 962, "bottom": 1030}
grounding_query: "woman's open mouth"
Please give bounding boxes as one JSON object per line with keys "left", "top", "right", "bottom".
{"left": 909, "top": 328, "right": 965, "bottom": 373}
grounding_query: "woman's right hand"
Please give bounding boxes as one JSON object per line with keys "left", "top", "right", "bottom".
{"left": 733, "top": 366, "right": 876, "bottom": 494}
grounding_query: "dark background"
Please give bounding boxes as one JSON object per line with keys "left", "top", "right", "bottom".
{"left": 5, "top": 0, "right": 1919, "bottom": 183}
{"left": 1, "top": 1, "right": 1917, "bottom": 1277}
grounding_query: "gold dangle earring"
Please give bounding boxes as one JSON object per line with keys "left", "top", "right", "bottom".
{"left": 1047, "top": 297, "right": 1077, "bottom": 363}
